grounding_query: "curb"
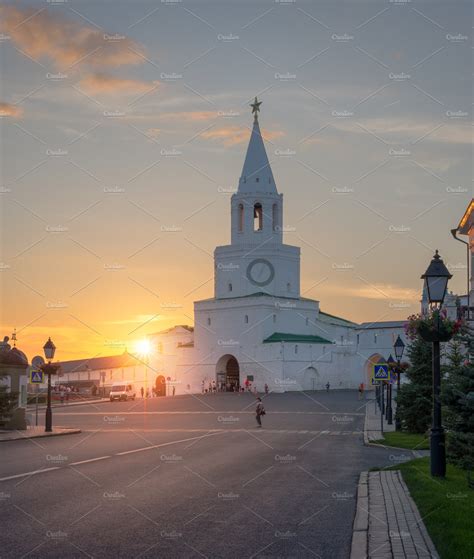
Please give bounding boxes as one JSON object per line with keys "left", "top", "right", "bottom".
{"left": 350, "top": 471, "right": 369, "bottom": 559}
{"left": 0, "top": 428, "right": 81, "bottom": 442}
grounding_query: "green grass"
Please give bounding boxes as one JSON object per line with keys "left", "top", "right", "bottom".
{"left": 388, "top": 457, "right": 474, "bottom": 559}
{"left": 375, "top": 431, "right": 430, "bottom": 450}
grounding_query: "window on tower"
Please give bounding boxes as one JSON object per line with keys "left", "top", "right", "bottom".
{"left": 238, "top": 204, "right": 244, "bottom": 232}
{"left": 253, "top": 203, "right": 263, "bottom": 231}
{"left": 228, "top": 283, "right": 232, "bottom": 292}
{"left": 244, "top": 315, "right": 249, "bottom": 324}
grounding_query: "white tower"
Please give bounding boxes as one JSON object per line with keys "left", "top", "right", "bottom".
{"left": 214, "top": 98, "right": 301, "bottom": 299}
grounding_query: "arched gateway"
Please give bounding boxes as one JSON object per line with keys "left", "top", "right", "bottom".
{"left": 216, "top": 354, "right": 240, "bottom": 391}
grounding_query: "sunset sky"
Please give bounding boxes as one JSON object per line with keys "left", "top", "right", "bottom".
{"left": 0, "top": 1, "right": 471, "bottom": 361}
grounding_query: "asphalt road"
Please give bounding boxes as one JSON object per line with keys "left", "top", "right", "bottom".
{"left": 1, "top": 391, "right": 395, "bottom": 558}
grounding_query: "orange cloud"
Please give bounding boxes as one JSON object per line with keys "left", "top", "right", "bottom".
{"left": 78, "top": 73, "right": 158, "bottom": 95}
{"left": 0, "top": 102, "right": 23, "bottom": 118}
{"left": 161, "top": 111, "right": 217, "bottom": 122}
{"left": 0, "top": 5, "right": 144, "bottom": 69}
{"left": 202, "top": 126, "right": 284, "bottom": 146}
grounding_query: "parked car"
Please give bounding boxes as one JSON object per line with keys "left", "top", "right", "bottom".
{"left": 109, "top": 382, "right": 136, "bottom": 402}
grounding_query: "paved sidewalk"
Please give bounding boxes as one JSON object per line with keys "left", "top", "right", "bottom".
{"left": 351, "top": 471, "right": 439, "bottom": 559}
{"left": 27, "top": 397, "right": 109, "bottom": 410}
{"left": 0, "top": 427, "right": 81, "bottom": 442}
{"left": 364, "top": 396, "right": 396, "bottom": 444}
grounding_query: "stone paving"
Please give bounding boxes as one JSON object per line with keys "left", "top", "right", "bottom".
{"left": 364, "top": 395, "right": 396, "bottom": 444}
{"left": 351, "top": 470, "right": 439, "bottom": 559}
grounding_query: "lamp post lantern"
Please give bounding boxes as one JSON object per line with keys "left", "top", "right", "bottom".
{"left": 386, "top": 354, "right": 395, "bottom": 425}
{"left": 393, "top": 335, "right": 405, "bottom": 431}
{"left": 41, "top": 337, "right": 59, "bottom": 433}
{"left": 421, "top": 250, "right": 452, "bottom": 477}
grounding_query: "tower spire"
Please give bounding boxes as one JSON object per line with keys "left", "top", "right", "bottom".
{"left": 239, "top": 97, "right": 277, "bottom": 194}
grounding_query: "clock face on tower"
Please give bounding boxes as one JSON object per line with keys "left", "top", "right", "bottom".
{"left": 246, "top": 258, "right": 275, "bottom": 287}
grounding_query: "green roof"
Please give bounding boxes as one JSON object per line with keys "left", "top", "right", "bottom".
{"left": 263, "top": 332, "right": 333, "bottom": 344}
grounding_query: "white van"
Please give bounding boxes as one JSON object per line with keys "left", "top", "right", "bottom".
{"left": 109, "top": 382, "right": 136, "bottom": 402}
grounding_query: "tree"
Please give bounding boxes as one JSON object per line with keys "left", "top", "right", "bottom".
{"left": 443, "top": 325, "right": 474, "bottom": 486}
{"left": 396, "top": 336, "right": 433, "bottom": 433}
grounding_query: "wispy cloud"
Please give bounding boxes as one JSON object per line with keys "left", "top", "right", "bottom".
{"left": 201, "top": 126, "right": 284, "bottom": 146}
{"left": 161, "top": 111, "right": 217, "bottom": 122}
{"left": 102, "top": 314, "right": 164, "bottom": 326}
{"left": 78, "top": 73, "right": 159, "bottom": 95}
{"left": 331, "top": 116, "right": 471, "bottom": 146}
{"left": 0, "top": 5, "right": 144, "bottom": 69}
{"left": 0, "top": 102, "right": 23, "bottom": 118}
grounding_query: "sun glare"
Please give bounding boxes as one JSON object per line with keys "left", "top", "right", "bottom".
{"left": 134, "top": 338, "right": 153, "bottom": 357}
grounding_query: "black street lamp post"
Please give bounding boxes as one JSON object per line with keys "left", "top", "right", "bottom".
{"left": 386, "top": 354, "right": 395, "bottom": 425}
{"left": 421, "top": 250, "right": 452, "bottom": 478}
{"left": 393, "top": 335, "right": 405, "bottom": 431}
{"left": 41, "top": 338, "right": 59, "bottom": 433}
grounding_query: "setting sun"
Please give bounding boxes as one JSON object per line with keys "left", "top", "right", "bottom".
{"left": 134, "top": 338, "right": 153, "bottom": 357}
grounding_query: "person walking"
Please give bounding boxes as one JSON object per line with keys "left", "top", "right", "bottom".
{"left": 59, "top": 388, "right": 65, "bottom": 404}
{"left": 255, "top": 397, "right": 265, "bottom": 428}
{"left": 358, "top": 383, "right": 363, "bottom": 400}
{"left": 326, "top": 382, "right": 330, "bottom": 393}
{"left": 264, "top": 383, "right": 269, "bottom": 395}
{"left": 140, "top": 386, "right": 144, "bottom": 398}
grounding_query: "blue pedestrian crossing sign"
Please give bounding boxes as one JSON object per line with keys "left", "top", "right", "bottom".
{"left": 30, "top": 369, "right": 44, "bottom": 383}
{"left": 373, "top": 363, "right": 389, "bottom": 381}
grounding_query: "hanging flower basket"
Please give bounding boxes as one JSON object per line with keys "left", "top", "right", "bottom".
{"left": 405, "top": 311, "right": 462, "bottom": 343}
{"left": 417, "top": 322, "right": 453, "bottom": 342}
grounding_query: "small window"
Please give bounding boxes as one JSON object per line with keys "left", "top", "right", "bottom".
{"left": 374, "top": 333, "right": 377, "bottom": 344}
{"left": 357, "top": 334, "right": 360, "bottom": 344}
{"left": 238, "top": 204, "right": 244, "bottom": 232}
{"left": 244, "top": 315, "right": 249, "bottom": 324}
{"left": 228, "top": 283, "right": 233, "bottom": 292}
{"left": 256, "top": 177, "right": 259, "bottom": 182}
{"left": 207, "top": 317, "right": 211, "bottom": 326}
{"left": 253, "top": 203, "right": 263, "bottom": 231}
{"left": 273, "top": 314, "right": 276, "bottom": 323}
{"left": 340, "top": 335, "right": 344, "bottom": 344}
{"left": 287, "top": 282, "right": 291, "bottom": 292}
{"left": 305, "top": 317, "right": 309, "bottom": 326}
{"left": 295, "top": 345, "right": 298, "bottom": 354}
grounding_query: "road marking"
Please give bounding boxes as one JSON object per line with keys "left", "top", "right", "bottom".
{"left": 115, "top": 432, "right": 223, "bottom": 455}
{"left": 70, "top": 456, "right": 111, "bottom": 466}
{"left": 79, "top": 428, "right": 364, "bottom": 436}
{"left": 53, "top": 410, "right": 365, "bottom": 416}
{"left": 0, "top": 467, "right": 60, "bottom": 482}
{"left": 0, "top": 432, "right": 223, "bottom": 482}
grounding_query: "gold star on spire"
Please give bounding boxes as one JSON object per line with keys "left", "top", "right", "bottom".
{"left": 250, "top": 96, "right": 262, "bottom": 121}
